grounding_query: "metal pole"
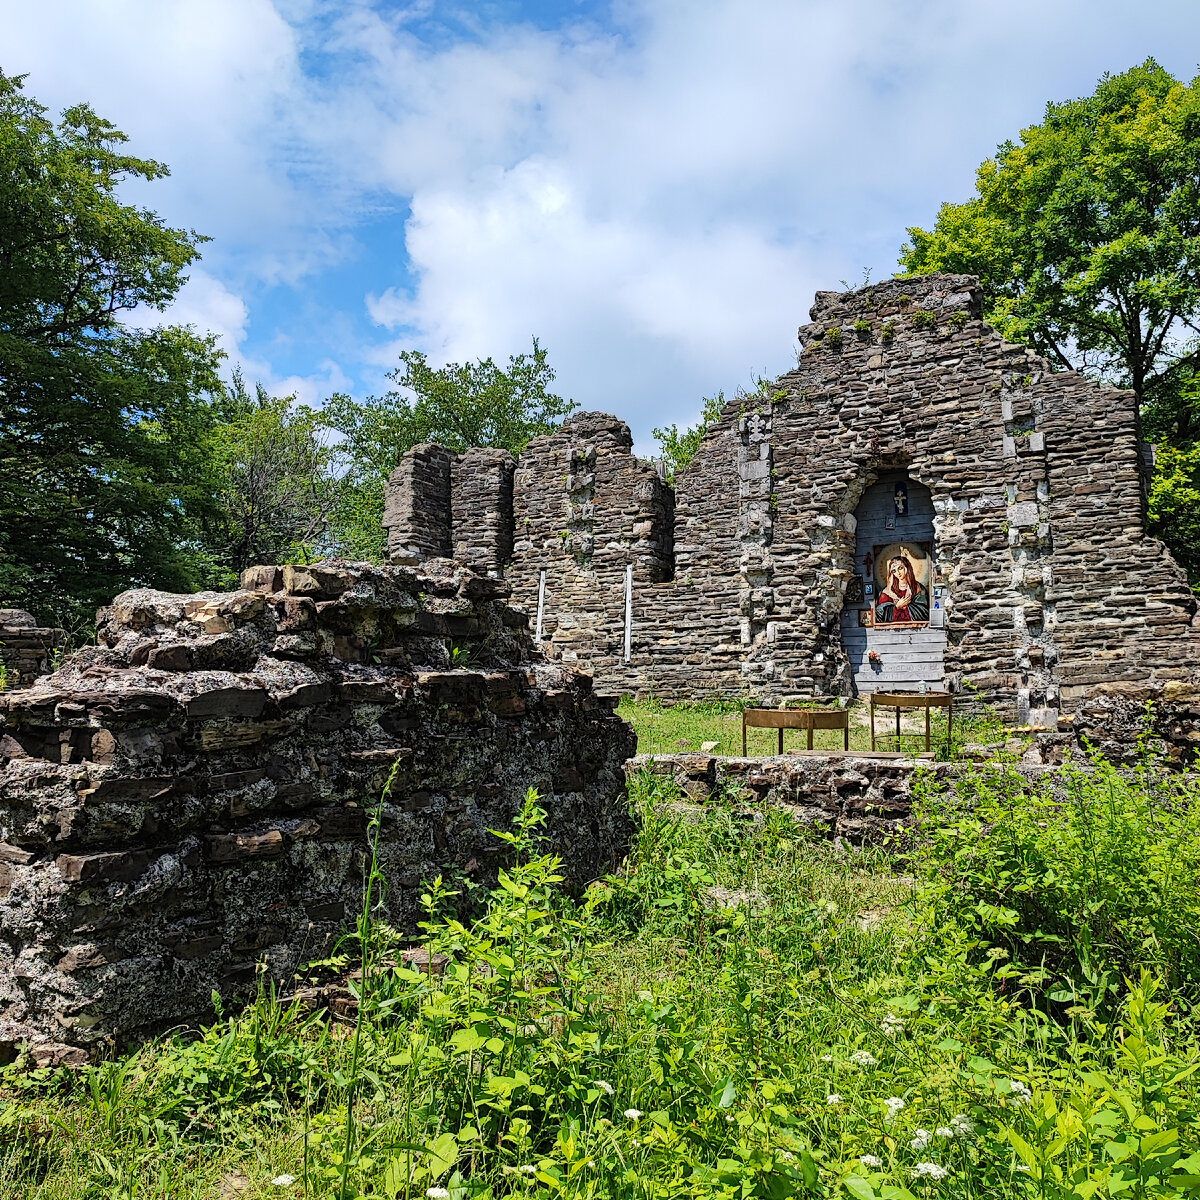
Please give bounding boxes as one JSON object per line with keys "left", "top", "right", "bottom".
{"left": 535, "top": 569, "right": 546, "bottom": 642}
{"left": 624, "top": 564, "right": 633, "bottom": 663}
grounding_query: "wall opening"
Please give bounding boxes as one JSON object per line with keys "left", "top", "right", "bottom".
{"left": 839, "top": 471, "right": 946, "bottom": 695}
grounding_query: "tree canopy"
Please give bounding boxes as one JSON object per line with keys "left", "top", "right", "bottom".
{"left": 321, "top": 340, "right": 576, "bottom": 561}
{"left": 0, "top": 71, "right": 226, "bottom": 628}
{"left": 900, "top": 59, "right": 1200, "bottom": 423}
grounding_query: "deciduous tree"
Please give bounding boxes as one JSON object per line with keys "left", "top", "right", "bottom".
{"left": 0, "top": 72, "right": 225, "bottom": 627}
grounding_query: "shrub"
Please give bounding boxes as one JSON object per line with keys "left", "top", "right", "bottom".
{"left": 911, "top": 309, "right": 938, "bottom": 331}
{"left": 825, "top": 324, "right": 844, "bottom": 350}
{"left": 853, "top": 319, "right": 872, "bottom": 340}
{"left": 914, "top": 752, "right": 1200, "bottom": 1010}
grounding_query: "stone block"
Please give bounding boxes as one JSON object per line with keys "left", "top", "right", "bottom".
{"left": 205, "top": 830, "right": 286, "bottom": 863}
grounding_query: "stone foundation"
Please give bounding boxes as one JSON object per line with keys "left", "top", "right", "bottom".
{"left": 0, "top": 561, "right": 634, "bottom": 1062}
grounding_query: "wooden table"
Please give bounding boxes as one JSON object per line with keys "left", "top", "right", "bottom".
{"left": 869, "top": 690, "right": 952, "bottom": 753}
{"left": 742, "top": 707, "right": 850, "bottom": 755}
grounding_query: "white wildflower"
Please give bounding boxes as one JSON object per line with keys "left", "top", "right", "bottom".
{"left": 935, "top": 1126, "right": 955, "bottom": 1139}
{"left": 1007, "top": 1080, "right": 1032, "bottom": 1102}
{"left": 950, "top": 1114, "right": 975, "bottom": 1135}
{"left": 910, "top": 1129, "right": 931, "bottom": 1151}
{"left": 593, "top": 1079, "right": 614, "bottom": 1096}
{"left": 779, "top": 1150, "right": 797, "bottom": 1162}
{"left": 884, "top": 1096, "right": 906, "bottom": 1117}
{"left": 624, "top": 1108, "right": 644, "bottom": 1120}
{"left": 826, "top": 1094, "right": 843, "bottom": 1105}
{"left": 912, "top": 1162, "right": 949, "bottom": 1179}
{"left": 519, "top": 1165, "right": 537, "bottom": 1176}
{"left": 850, "top": 1050, "right": 878, "bottom": 1067}
{"left": 859, "top": 1154, "right": 883, "bottom": 1167}
{"left": 820, "top": 1053, "right": 834, "bottom": 1062}
{"left": 270, "top": 1178, "right": 297, "bottom": 1188}
{"left": 426, "top": 1190, "right": 451, "bottom": 1200}
{"left": 880, "top": 1013, "right": 906, "bottom": 1037}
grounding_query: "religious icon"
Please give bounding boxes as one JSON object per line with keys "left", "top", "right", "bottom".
{"left": 894, "top": 480, "right": 909, "bottom": 516}
{"left": 858, "top": 608, "right": 873, "bottom": 628}
{"left": 872, "top": 541, "right": 933, "bottom": 626}
{"left": 884, "top": 516, "right": 895, "bottom": 530}
{"left": 845, "top": 574, "right": 864, "bottom": 605}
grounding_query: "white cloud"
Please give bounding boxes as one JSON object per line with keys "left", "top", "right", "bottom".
{"left": 162, "top": 270, "right": 250, "bottom": 359}
{"left": 6, "top": 0, "right": 1200, "bottom": 450}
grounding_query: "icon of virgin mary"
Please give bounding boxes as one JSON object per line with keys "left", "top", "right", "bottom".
{"left": 874, "top": 553, "right": 930, "bottom": 624}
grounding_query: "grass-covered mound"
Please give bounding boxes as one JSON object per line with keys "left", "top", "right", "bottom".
{"left": 4, "top": 753, "right": 1200, "bottom": 1198}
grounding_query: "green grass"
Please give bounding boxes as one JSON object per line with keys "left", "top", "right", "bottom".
{"left": 618, "top": 696, "right": 1007, "bottom": 760}
{"left": 4, "top": 755, "right": 1200, "bottom": 1198}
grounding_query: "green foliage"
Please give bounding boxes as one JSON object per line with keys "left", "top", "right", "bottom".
{"left": 196, "top": 373, "right": 338, "bottom": 586}
{"left": 1149, "top": 444, "right": 1200, "bottom": 583}
{"left": 880, "top": 320, "right": 896, "bottom": 346}
{"left": 900, "top": 59, "right": 1200, "bottom": 409}
{"left": 853, "top": 319, "right": 872, "bottom": 340}
{"left": 914, "top": 749, "right": 1200, "bottom": 1010}
{"left": 7, "top": 761, "right": 1200, "bottom": 1198}
{"left": 0, "top": 71, "right": 226, "bottom": 628}
{"left": 910, "top": 310, "right": 938, "bottom": 332}
{"left": 322, "top": 339, "right": 575, "bottom": 561}
{"left": 948, "top": 311, "right": 969, "bottom": 329}
{"left": 651, "top": 391, "right": 726, "bottom": 484}
{"left": 825, "top": 324, "right": 844, "bottom": 351}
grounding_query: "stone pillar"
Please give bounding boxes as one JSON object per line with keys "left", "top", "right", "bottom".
{"left": 0, "top": 610, "right": 63, "bottom": 687}
{"left": 383, "top": 445, "right": 453, "bottom": 565}
{"left": 451, "top": 448, "right": 516, "bottom": 577}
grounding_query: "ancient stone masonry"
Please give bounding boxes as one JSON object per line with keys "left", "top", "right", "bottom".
{"left": 386, "top": 273, "right": 1200, "bottom": 721}
{"left": 0, "top": 610, "right": 63, "bottom": 688}
{"left": 0, "top": 561, "right": 634, "bottom": 1061}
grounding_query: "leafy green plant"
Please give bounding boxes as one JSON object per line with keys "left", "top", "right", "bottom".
{"left": 826, "top": 324, "right": 845, "bottom": 350}
{"left": 853, "top": 319, "right": 873, "bottom": 340}
{"left": 911, "top": 309, "right": 938, "bottom": 331}
{"left": 913, "top": 749, "right": 1200, "bottom": 1010}
{"left": 880, "top": 320, "right": 896, "bottom": 346}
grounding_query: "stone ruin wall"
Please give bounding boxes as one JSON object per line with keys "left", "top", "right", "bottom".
{"left": 385, "top": 272, "right": 1200, "bottom": 724}
{"left": 0, "top": 561, "right": 635, "bottom": 1062}
{"left": 0, "top": 609, "right": 63, "bottom": 689}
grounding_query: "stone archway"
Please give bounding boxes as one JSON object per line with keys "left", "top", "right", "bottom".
{"left": 840, "top": 471, "right": 946, "bottom": 695}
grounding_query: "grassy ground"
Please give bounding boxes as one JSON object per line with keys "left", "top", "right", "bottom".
{"left": 5, "top": 749, "right": 1200, "bottom": 1198}
{"left": 617, "top": 697, "right": 1006, "bottom": 759}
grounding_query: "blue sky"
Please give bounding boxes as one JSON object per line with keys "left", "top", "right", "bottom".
{"left": 4, "top": 0, "right": 1200, "bottom": 451}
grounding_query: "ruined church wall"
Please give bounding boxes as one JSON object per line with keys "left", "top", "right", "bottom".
{"left": 0, "top": 561, "right": 635, "bottom": 1060}
{"left": 382, "top": 273, "right": 1200, "bottom": 719}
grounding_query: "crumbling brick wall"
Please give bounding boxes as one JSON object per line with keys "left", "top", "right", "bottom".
{"left": 385, "top": 273, "right": 1200, "bottom": 720}
{"left": 0, "top": 561, "right": 634, "bottom": 1062}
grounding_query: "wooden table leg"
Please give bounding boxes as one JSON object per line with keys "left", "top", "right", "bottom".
{"left": 843, "top": 718, "right": 849, "bottom": 751}
{"left": 870, "top": 697, "right": 876, "bottom": 751}
{"left": 807, "top": 723, "right": 814, "bottom": 751}
{"left": 925, "top": 704, "right": 931, "bottom": 752}
{"left": 742, "top": 717, "right": 747, "bottom": 756}
{"left": 777, "top": 727, "right": 783, "bottom": 756}
{"left": 895, "top": 706, "right": 900, "bottom": 751}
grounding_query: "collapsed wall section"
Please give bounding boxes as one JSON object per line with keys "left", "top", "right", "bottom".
{"left": 0, "top": 561, "right": 635, "bottom": 1062}
{"left": 0, "top": 610, "right": 63, "bottom": 688}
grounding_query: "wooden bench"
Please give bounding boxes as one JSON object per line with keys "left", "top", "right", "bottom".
{"left": 869, "top": 691, "right": 952, "bottom": 753}
{"left": 742, "top": 707, "right": 850, "bottom": 755}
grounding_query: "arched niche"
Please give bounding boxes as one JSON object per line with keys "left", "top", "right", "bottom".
{"left": 839, "top": 471, "right": 946, "bottom": 694}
